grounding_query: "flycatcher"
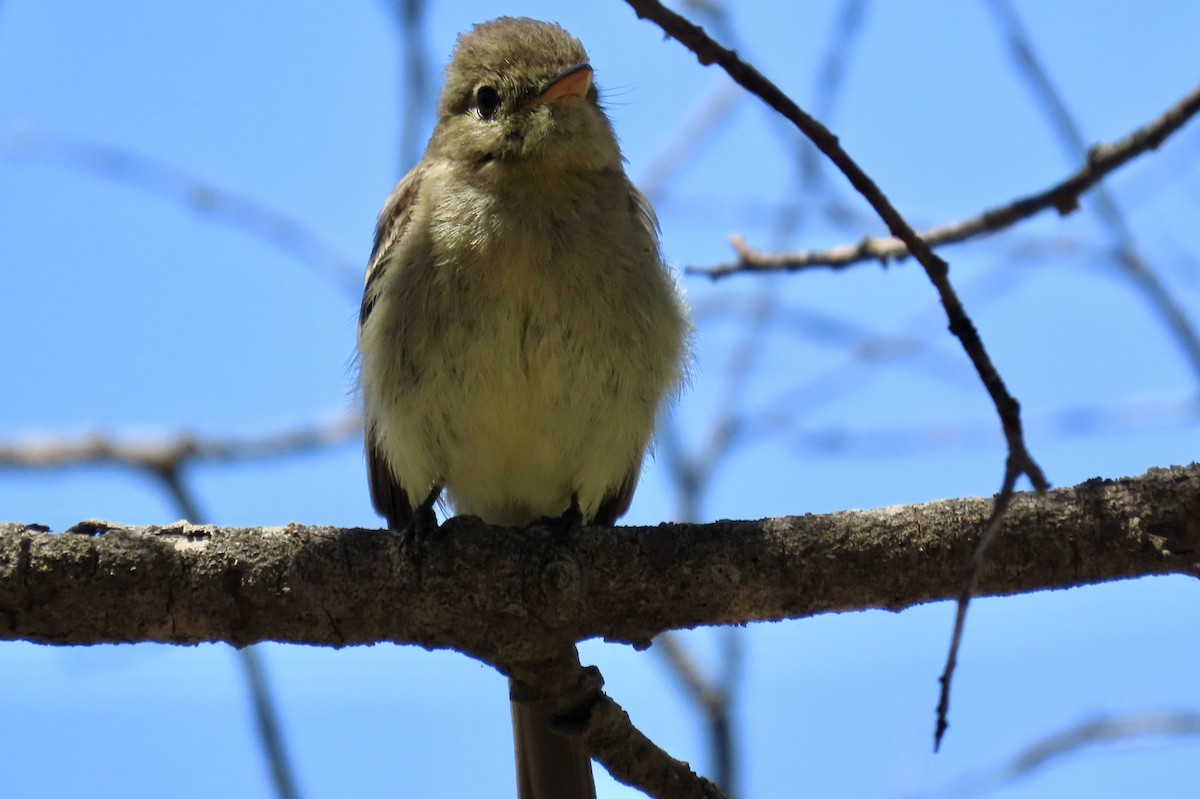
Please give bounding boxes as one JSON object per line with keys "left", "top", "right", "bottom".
{"left": 357, "top": 17, "right": 689, "bottom": 799}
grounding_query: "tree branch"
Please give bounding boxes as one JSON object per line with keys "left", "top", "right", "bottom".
{"left": 4, "top": 464, "right": 1197, "bottom": 799}
{"left": 509, "top": 649, "right": 726, "bottom": 799}
{"left": 4, "top": 464, "right": 1196, "bottom": 651}
{"left": 690, "top": 81, "right": 1200, "bottom": 277}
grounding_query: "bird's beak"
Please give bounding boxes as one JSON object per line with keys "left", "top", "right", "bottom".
{"left": 534, "top": 63, "right": 593, "bottom": 105}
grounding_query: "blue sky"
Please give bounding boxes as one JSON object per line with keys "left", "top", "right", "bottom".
{"left": 1, "top": 2, "right": 1198, "bottom": 798}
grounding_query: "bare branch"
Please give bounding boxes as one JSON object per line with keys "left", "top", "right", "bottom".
{"left": 511, "top": 650, "right": 727, "bottom": 799}
{"left": 691, "top": 81, "right": 1200, "bottom": 277}
{"left": 4, "top": 464, "right": 1196, "bottom": 649}
{"left": 7, "top": 464, "right": 1198, "bottom": 798}
{"left": 0, "top": 411, "right": 361, "bottom": 475}
{"left": 620, "top": 11, "right": 1050, "bottom": 746}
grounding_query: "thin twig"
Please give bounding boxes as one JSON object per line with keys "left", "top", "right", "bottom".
{"left": 935, "top": 458, "right": 1020, "bottom": 750}
{"left": 690, "top": 81, "right": 1200, "bottom": 277}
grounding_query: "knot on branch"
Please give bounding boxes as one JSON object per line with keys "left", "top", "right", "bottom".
{"left": 538, "top": 557, "right": 583, "bottom": 617}
{"left": 510, "top": 660, "right": 605, "bottom": 737}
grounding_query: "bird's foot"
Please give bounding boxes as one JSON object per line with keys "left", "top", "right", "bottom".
{"left": 403, "top": 484, "right": 442, "bottom": 548}
{"left": 527, "top": 493, "right": 584, "bottom": 538}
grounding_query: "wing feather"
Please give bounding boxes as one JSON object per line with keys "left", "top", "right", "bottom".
{"left": 360, "top": 168, "right": 423, "bottom": 530}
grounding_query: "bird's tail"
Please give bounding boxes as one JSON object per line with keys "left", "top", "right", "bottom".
{"left": 511, "top": 679, "right": 597, "bottom": 799}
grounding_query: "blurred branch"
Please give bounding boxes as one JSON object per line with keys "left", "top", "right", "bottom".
{"left": 238, "top": 645, "right": 303, "bottom": 799}
{"left": 0, "top": 411, "right": 360, "bottom": 475}
{"left": 687, "top": 233, "right": 1085, "bottom": 468}
{"left": 383, "top": 0, "right": 432, "bottom": 173}
{"left": 800, "top": 0, "right": 870, "bottom": 190}
{"left": 780, "top": 394, "right": 1200, "bottom": 457}
{"left": 658, "top": 324, "right": 750, "bottom": 787}
{"left": 730, "top": 245, "right": 1079, "bottom": 448}
{"left": 155, "top": 464, "right": 302, "bottom": 799}
{"left": 690, "top": 81, "right": 1200, "bottom": 277}
{"left": 4, "top": 131, "right": 351, "bottom": 799}
{"left": 638, "top": 81, "right": 742, "bottom": 203}
{"left": 983, "top": 0, "right": 1200, "bottom": 381}
{"left": 5, "top": 132, "right": 362, "bottom": 298}
{"left": 936, "top": 712, "right": 1200, "bottom": 798}
{"left": 653, "top": 633, "right": 737, "bottom": 792}
{"left": 679, "top": 0, "right": 736, "bottom": 43}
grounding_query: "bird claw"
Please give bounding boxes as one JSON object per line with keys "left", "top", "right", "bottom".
{"left": 526, "top": 493, "right": 584, "bottom": 537}
{"left": 403, "top": 485, "right": 442, "bottom": 548}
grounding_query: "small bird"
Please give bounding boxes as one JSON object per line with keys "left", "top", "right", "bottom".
{"left": 357, "top": 17, "right": 689, "bottom": 799}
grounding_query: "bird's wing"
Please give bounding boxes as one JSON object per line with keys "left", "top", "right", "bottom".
{"left": 590, "top": 180, "right": 663, "bottom": 527}
{"left": 593, "top": 465, "right": 640, "bottom": 526}
{"left": 360, "top": 167, "right": 423, "bottom": 531}
{"left": 627, "top": 179, "right": 661, "bottom": 243}
{"left": 360, "top": 168, "right": 422, "bottom": 328}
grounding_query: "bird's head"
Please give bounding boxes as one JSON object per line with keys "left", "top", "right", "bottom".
{"left": 428, "top": 17, "right": 622, "bottom": 178}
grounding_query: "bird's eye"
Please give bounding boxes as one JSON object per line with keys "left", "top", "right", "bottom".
{"left": 475, "top": 86, "right": 501, "bottom": 120}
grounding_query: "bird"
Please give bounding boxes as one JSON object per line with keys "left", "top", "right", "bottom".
{"left": 357, "top": 17, "right": 689, "bottom": 799}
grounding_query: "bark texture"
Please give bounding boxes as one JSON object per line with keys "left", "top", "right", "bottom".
{"left": 2, "top": 465, "right": 1197, "bottom": 662}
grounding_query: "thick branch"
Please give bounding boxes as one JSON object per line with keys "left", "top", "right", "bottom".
{"left": 3, "top": 465, "right": 1196, "bottom": 655}
{"left": 4, "top": 466, "right": 1197, "bottom": 799}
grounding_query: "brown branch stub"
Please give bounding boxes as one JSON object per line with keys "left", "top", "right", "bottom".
{"left": 2, "top": 465, "right": 1197, "bottom": 651}
{"left": 509, "top": 650, "right": 727, "bottom": 799}
{"left": 588, "top": 693, "right": 726, "bottom": 799}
